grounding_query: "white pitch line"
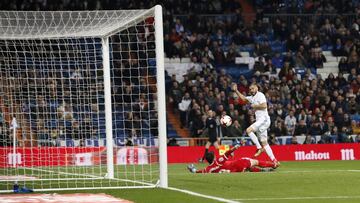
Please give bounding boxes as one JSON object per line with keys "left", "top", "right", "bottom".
{"left": 233, "top": 195, "right": 360, "bottom": 201}
{"left": 277, "top": 169, "right": 360, "bottom": 173}
{"left": 21, "top": 167, "right": 155, "bottom": 186}
{"left": 21, "top": 167, "right": 103, "bottom": 178}
{"left": 167, "top": 187, "right": 241, "bottom": 203}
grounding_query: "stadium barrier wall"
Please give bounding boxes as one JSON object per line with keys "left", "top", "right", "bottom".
{"left": 0, "top": 143, "right": 358, "bottom": 167}
{"left": 167, "top": 143, "right": 359, "bottom": 163}
{"left": 0, "top": 147, "right": 158, "bottom": 167}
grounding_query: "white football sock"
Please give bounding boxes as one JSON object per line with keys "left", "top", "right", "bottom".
{"left": 264, "top": 144, "right": 276, "bottom": 161}
{"left": 248, "top": 132, "right": 262, "bottom": 149}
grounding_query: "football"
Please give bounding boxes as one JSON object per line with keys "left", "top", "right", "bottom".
{"left": 220, "top": 115, "right": 232, "bottom": 127}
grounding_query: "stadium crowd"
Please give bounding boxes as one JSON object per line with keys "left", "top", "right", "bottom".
{"left": 163, "top": 0, "right": 360, "bottom": 144}
{"left": 1, "top": 0, "right": 360, "bottom": 146}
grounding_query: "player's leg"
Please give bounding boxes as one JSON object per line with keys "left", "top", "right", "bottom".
{"left": 249, "top": 166, "right": 274, "bottom": 172}
{"left": 246, "top": 122, "right": 262, "bottom": 154}
{"left": 258, "top": 120, "right": 280, "bottom": 167}
{"left": 247, "top": 158, "right": 276, "bottom": 172}
{"left": 250, "top": 158, "right": 276, "bottom": 168}
{"left": 200, "top": 141, "right": 212, "bottom": 162}
{"left": 213, "top": 139, "right": 220, "bottom": 149}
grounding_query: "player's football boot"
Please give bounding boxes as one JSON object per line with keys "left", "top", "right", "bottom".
{"left": 254, "top": 148, "right": 265, "bottom": 157}
{"left": 272, "top": 159, "right": 281, "bottom": 169}
{"left": 187, "top": 164, "right": 196, "bottom": 173}
{"left": 260, "top": 167, "right": 275, "bottom": 172}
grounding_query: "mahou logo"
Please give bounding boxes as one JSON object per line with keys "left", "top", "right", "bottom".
{"left": 295, "top": 150, "right": 330, "bottom": 160}
{"left": 341, "top": 149, "right": 355, "bottom": 160}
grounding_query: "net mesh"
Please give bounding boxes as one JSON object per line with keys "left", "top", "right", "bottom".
{"left": 0, "top": 8, "right": 160, "bottom": 191}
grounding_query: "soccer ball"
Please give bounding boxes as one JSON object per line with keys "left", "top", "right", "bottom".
{"left": 220, "top": 115, "right": 232, "bottom": 127}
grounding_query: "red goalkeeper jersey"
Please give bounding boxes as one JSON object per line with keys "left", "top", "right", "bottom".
{"left": 221, "top": 158, "right": 252, "bottom": 173}
{"left": 196, "top": 147, "right": 247, "bottom": 173}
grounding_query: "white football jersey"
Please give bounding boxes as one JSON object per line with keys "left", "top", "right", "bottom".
{"left": 246, "top": 91, "right": 269, "bottom": 120}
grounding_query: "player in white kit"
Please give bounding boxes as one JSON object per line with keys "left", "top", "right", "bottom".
{"left": 232, "top": 83, "right": 280, "bottom": 167}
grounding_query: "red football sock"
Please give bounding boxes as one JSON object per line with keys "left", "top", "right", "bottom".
{"left": 258, "top": 160, "right": 275, "bottom": 168}
{"left": 249, "top": 167, "right": 261, "bottom": 172}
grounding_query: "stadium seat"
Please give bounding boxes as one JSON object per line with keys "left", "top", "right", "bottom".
{"left": 66, "top": 139, "right": 75, "bottom": 147}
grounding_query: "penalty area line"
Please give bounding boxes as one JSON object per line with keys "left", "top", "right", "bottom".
{"left": 167, "top": 187, "right": 241, "bottom": 203}
{"left": 233, "top": 195, "right": 360, "bottom": 201}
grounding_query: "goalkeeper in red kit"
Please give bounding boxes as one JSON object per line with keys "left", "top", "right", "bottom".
{"left": 187, "top": 145, "right": 277, "bottom": 173}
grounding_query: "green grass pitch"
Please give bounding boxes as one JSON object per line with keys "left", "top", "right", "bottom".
{"left": 2, "top": 161, "right": 360, "bottom": 203}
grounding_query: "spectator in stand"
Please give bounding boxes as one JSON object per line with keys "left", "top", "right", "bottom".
{"left": 168, "top": 138, "right": 179, "bottom": 146}
{"left": 347, "top": 50, "right": 359, "bottom": 70}
{"left": 351, "top": 120, "right": 360, "bottom": 135}
{"left": 169, "top": 81, "right": 183, "bottom": 112}
{"left": 270, "top": 120, "right": 288, "bottom": 136}
{"left": 284, "top": 110, "right": 297, "bottom": 135}
{"left": 272, "top": 52, "right": 284, "bottom": 69}
{"left": 287, "top": 33, "right": 300, "bottom": 52}
{"left": 264, "top": 57, "right": 277, "bottom": 75}
{"left": 268, "top": 133, "right": 280, "bottom": 145}
{"left": 303, "top": 134, "right": 316, "bottom": 144}
{"left": 294, "top": 120, "right": 308, "bottom": 136}
{"left": 332, "top": 38, "right": 346, "bottom": 56}
{"left": 338, "top": 127, "right": 353, "bottom": 143}
{"left": 309, "top": 114, "right": 323, "bottom": 131}
{"left": 338, "top": 57, "right": 349, "bottom": 73}
{"left": 294, "top": 51, "right": 307, "bottom": 68}
{"left": 290, "top": 135, "right": 298, "bottom": 144}
{"left": 309, "top": 49, "right": 327, "bottom": 69}
{"left": 178, "top": 92, "right": 192, "bottom": 128}
{"left": 227, "top": 120, "right": 243, "bottom": 137}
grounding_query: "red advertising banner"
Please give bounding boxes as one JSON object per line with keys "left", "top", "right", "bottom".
{"left": 167, "top": 143, "right": 360, "bottom": 163}
{"left": 0, "top": 147, "right": 106, "bottom": 167}
{"left": 1, "top": 144, "right": 359, "bottom": 167}
{"left": 0, "top": 147, "right": 158, "bottom": 168}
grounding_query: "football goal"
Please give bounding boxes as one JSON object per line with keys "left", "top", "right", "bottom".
{"left": 0, "top": 5, "right": 167, "bottom": 192}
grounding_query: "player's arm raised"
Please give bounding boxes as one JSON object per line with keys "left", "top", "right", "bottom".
{"left": 231, "top": 83, "right": 249, "bottom": 103}
{"left": 220, "top": 144, "right": 241, "bottom": 162}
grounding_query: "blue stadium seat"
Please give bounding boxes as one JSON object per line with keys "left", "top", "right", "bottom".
{"left": 285, "top": 138, "right": 292, "bottom": 145}
{"left": 66, "top": 139, "right": 74, "bottom": 147}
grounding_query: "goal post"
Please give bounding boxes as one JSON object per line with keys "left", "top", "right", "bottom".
{"left": 0, "top": 5, "right": 168, "bottom": 192}
{"left": 154, "top": 5, "right": 168, "bottom": 189}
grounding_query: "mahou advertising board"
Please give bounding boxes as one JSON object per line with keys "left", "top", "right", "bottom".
{"left": 167, "top": 143, "right": 360, "bottom": 163}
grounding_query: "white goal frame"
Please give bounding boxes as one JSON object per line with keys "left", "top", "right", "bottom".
{"left": 0, "top": 5, "right": 167, "bottom": 192}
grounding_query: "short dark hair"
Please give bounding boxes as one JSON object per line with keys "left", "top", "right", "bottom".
{"left": 205, "top": 151, "right": 215, "bottom": 164}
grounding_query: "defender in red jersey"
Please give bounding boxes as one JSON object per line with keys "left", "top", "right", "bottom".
{"left": 187, "top": 145, "right": 276, "bottom": 173}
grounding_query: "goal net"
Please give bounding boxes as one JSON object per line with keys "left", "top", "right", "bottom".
{"left": 0, "top": 5, "right": 167, "bottom": 192}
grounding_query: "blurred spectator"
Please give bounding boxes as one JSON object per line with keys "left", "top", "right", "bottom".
{"left": 178, "top": 92, "right": 192, "bottom": 128}
{"left": 338, "top": 126, "right": 353, "bottom": 143}
{"left": 268, "top": 133, "right": 280, "bottom": 145}
{"left": 227, "top": 120, "right": 242, "bottom": 137}
{"left": 338, "top": 57, "right": 349, "bottom": 73}
{"left": 284, "top": 110, "right": 297, "bottom": 135}
{"left": 168, "top": 138, "right": 180, "bottom": 146}
{"left": 294, "top": 120, "right": 308, "bottom": 136}
{"left": 303, "top": 134, "right": 316, "bottom": 144}
{"left": 290, "top": 135, "right": 298, "bottom": 144}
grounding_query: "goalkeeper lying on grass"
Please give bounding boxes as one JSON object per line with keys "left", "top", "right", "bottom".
{"left": 187, "top": 145, "right": 277, "bottom": 173}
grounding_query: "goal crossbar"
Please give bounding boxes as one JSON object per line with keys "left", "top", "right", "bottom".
{"left": 0, "top": 9, "right": 155, "bottom": 40}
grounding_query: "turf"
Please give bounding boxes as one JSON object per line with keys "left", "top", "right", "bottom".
{"left": 2, "top": 161, "right": 360, "bottom": 203}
